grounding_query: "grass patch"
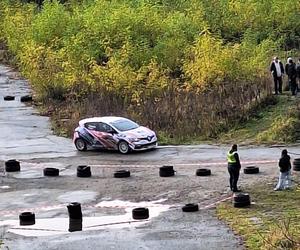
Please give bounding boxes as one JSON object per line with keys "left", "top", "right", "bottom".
{"left": 219, "top": 94, "right": 300, "bottom": 145}
{"left": 217, "top": 181, "right": 300, "bottom": 249}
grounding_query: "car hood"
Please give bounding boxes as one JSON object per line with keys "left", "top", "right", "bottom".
{"left": 121, "top": 126, "right": 155, "bottom": 139}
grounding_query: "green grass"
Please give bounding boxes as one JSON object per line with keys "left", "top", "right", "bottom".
{"left": 217, "top": 181, "right": 300, "bottom": 249}
{"left": 218, "top": 94, "right": 300, "bottom": 145}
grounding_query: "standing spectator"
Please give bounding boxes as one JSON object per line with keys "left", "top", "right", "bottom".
{"left": 285, "top": 58, "right": 297, "bottom": 95}
{"left": 227, "top": 144, "right": 241, "bottom": 192}
{"left": 296, "top": 58, "right": 300, "bottom": 92}
{"left": 274, "top": 149, "right": 292, "bottom": 191}
{"left": 270, "top": 56, "right": 284, "bottom": 95}
{"left": 285, "top": 57, "right": 292, "bottom": 91}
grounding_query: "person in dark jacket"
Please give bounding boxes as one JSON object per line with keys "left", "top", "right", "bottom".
{"left": 270, "top": 56, "right": 284, "bottom": 95}
{"left": 274, "top": 149, "right": 292, "bottom": 191}
{"left": 296, "top": 58, "right": 300, "bottom": 92}
{"left": 227, "top": 144, "right": 241, "bottom": 192}
{"left": 285, "top": 58, "right": 297, "bottom": 95}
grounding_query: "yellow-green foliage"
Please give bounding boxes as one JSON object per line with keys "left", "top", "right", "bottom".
{"left": 183, "top": 32, "right": 276, "bottom": 90}
{"left": 1, "top": 0, "right": 287, "bottom": 99}
{"left": 1, "top": 0, "right": 300, "bottom": 138}
{"left": 1, "top": 2, "right": 34, "bottom": 51}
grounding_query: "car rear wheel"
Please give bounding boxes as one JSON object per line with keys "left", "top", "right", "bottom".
{"left": 118, "top": 141, "right": 129, "bottom": 154}
{"left": 75, "top": 138, "right": 87, "bottom": 151}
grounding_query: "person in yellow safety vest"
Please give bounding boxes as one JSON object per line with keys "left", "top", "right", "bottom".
{"left": 227, "top": 144, "right": 242, "bottom": 192}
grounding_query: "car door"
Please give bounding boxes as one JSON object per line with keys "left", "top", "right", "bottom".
{"left": 83, "top": 122, "right": 104, "bottom": 147}
{"left": 92, "top": 122, "right": 118, "bottom": 149}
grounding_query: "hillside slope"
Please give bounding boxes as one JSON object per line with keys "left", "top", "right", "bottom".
{"left": 218, "top": 94, "right": 300, "bottom": 145}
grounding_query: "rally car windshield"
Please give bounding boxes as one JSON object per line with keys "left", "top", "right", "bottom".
{"left": 111, "top": 119, "right": 139, "bottom": 132}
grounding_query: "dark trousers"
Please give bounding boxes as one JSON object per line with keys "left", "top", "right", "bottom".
{"left": 228, "top": 164, "right": 240, "bottom": 191}
{"left": 290, "top": 78, "right": 297, "bottom": 95}
{"left": 273, "top": 76, "right": 283, "bottom": 94}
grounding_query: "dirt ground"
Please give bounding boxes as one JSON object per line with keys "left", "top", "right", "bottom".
{"left": 0, "top": 151, "right": 289, "bottom": 250}
{"left": 0, "top": 159, "right": 280, "bottom": 206}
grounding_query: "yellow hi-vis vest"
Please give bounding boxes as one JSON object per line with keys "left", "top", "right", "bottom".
{"left": 227, "top": 151, "right": 237, "bottom": 163}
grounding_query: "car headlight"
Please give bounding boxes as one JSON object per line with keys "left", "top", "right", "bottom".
{"left": 129, "top": 138, "right": 140, "bottom": 142}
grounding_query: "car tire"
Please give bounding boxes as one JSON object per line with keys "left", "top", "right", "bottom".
{"left": 69, "top": 218, "right": 82, "bottom": 232}
{"left": 233, "top": 193, "right": 250, "bottom": 202}
{"left": 43, "top": 167, "right": 59, "bottom": 177}
{"left": 5, "top": 159, "right": 21, "bottom": 172}
{"left": 20, "top": 95, "right": 33, "bottom": 102}
{"left": 196, "top": 168, "right": 211, "bottom": 176}
{"left": 77, "top": 165, "right": 91, "bottom": 177}
{"left": 118, "top": 141, "right": 129, "bottom": 154}
{"left": 182, "top": 203, "right": 199, "bottom": 212}
{"left": 233, "top": 200, "right": 251, "bottom": 208}
{"left": 75, "top": 138, "right": 87, "bottom": 151}
{"left": 114, "top": 170, "right": 130, "bottom": 178}
{"left": 132, "top": 207, "right": 149, "bottom": 220}
{"left": 4, "top": 95, "right": 15, "bottom": 101}
{"left": 19, "top": 212, "right": 35, "bottom": 226}
{"left": 243, "top": 166, "right": 259, "bottom": 174}
{"left": 159, "top": 165, "right": 175, "bottom": 177}
{"left": 233, "top": 201, "right": 251, "bottom": 208}
{"left": 67, "top": 202, "right": 82, "bottom": 219}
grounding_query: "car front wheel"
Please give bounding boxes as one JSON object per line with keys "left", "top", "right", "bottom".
{"left": 118, "top": 141, "right": 130, "bottom": 154}
{"left": 75, "top": 138, "right": 87, "bottom": 151}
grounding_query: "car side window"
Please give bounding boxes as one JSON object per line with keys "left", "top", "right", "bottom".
{"left": 97, "top": 122, "right": 113, "bottom": 133}
{"left": 85, "top": 122, "right": 97, "bottom": 130}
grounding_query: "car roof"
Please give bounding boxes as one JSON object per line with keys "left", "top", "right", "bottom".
{"left": 79, "top": 116, "right": 130, "bottom": 126}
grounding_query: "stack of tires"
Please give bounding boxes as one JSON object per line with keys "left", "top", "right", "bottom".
{"left": 132, "top": 207, "right": 149, "bottom": 220}
{"left": 67, "top": 202, "right": 82, "bottom": 232}
{"left": 43, "top": 168, "right": 59, "bottom": 176}
{"left": 159, "top": 166, "right": 175, "bottom": 177}
{"left": 19, "top": 212, "right": 35, "bottom": 226}
{"left": 77, "top": 165, "right": 91, "bottom": 177}
{"left": 5, "top": 160, "right": 20, "bottom": 172}
{"left": 293, "top": 158, "right": 300, "bottom": 171}
{"left": 233, "top": 193, "right": 251, "bottom": 208}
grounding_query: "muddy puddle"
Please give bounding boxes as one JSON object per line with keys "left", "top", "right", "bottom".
{"left": 0, "top": 199, "right": 170, "bottom": 237}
